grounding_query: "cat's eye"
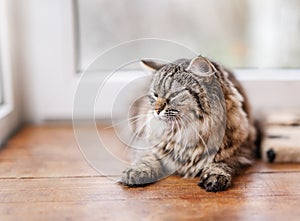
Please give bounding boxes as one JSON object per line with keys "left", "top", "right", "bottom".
{"left": 148, "top": 94, "right": 155, "bottom": 103}
{"left": 153, "top": 92, "right": 158, "bottom": 97}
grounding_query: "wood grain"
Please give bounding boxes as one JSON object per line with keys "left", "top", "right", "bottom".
{"left": 0, "top": 125, "right": 300, "bottom": 221}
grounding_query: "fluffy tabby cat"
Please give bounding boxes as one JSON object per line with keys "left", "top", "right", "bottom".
{"left": 120, "top": 56, "right": 257, "bottom": 192}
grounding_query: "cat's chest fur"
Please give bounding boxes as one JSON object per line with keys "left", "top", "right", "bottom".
{"left": 154, "top": 122, "right": 208, "bottom": 177}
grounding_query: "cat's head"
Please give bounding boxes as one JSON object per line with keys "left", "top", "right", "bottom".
{"left": 142, "top": 56, "right": 215, "bottom": 126}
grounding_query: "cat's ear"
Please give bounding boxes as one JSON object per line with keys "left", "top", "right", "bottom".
{"left": 141, "top": 60, "right": 165, "bottom": 72}
{"left": 186, "top": 56, "right": 213, "bottom": 76}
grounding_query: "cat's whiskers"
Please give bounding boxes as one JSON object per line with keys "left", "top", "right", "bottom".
{"left": 165, "top": 113, "right": 181, "bottom": 130}
{"left": 127, "top": 114, "right": 154, "bottom": 129}
{"left": 122, "top": 114, "right": 155, "bottom": 156}
{"left": 102, "top": 113, "right": 152, "bottom": 130}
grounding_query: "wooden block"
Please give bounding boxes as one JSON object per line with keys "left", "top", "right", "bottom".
{"left": 262, "top": 125, "right": 300, "bottom": 163}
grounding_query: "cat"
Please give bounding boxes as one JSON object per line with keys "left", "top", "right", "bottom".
{"left": 120, "top": 56, "right": 257, "bottom": 192}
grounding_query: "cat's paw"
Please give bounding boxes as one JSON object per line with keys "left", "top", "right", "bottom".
{"left": 198, "top": 170, "right": 232, "bottom": 192}
{"left": 120, "top": 166, "right": 154, "bottom": 187}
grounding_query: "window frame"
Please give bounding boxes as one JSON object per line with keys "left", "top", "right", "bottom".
{"left": 0, "top": 0, "right": 20, "bottom": 146}
{"left": 0, "top": 0, "right": 13, "bottom": 119}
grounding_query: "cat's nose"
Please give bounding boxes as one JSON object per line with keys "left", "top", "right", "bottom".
{"left": 154, "top": 98, "right": 166, "bottom": 115}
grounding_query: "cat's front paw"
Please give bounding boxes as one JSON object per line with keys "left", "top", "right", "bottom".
{"left": 120, "top": 166, "right": 154, "bottom": 187}
{"left": 198, "top": 170, "right": 232, "bottom": 192}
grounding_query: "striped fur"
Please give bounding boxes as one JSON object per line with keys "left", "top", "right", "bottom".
{"left": 121, "top": 56, "right": 256, "bottom": 192}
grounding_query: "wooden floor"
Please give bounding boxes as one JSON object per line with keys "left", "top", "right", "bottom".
{"left": 0, "top": 126, "right": 300, "bottom": 221}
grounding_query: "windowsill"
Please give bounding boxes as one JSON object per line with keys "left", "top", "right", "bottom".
{"left": 68, "top": 68, "right": 300, "bottom": 121}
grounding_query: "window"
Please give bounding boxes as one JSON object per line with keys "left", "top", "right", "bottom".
{"left": 75, "top": 0, "right": 300, "bottom": 72}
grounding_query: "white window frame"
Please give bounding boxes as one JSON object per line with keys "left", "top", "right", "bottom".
{"left": 0, "top": 0, "right": 13, "bottom": 118}
{"left": 16, "top": 0, "right": 300, "bottom": 123}
{"left": 0, "top": 0, "right": 20, "bottom": 145}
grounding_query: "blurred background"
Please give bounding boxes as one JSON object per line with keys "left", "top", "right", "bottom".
{"left": 0, "top": 0, "right": 300, "bottom": 143}
{"left": 76, "top": 0, "right": 300, "bottom": 70}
